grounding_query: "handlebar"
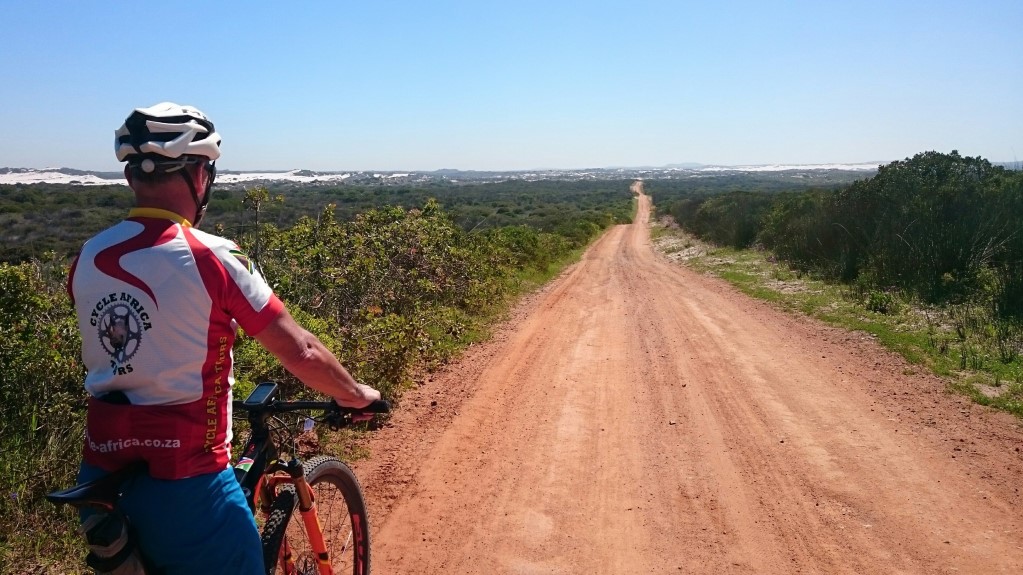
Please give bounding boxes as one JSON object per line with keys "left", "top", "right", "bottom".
{"left": 233, "top": 398, "right": 391, "bottom": 416}
{"left": 232, "top": 381, "right": 390, "bottom": 431}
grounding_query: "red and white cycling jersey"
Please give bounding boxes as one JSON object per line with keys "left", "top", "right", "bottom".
{"left": 69, "top": 208, "right": 284, "bottom": 479}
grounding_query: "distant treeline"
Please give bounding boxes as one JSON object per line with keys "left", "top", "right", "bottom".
{"left": 0, "top": 179, "right": 635, "bottom": 263}
{"left": 648, "top": 151, "right": 1023, "bottom": 317}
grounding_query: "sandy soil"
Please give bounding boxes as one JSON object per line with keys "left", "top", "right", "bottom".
{"left": 353, "top": 182, "right": 1023, "bottom": 574}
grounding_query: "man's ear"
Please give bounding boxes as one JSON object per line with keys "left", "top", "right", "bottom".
{"left": 192, "top": 163, "right": 208, "bottom": 199}
{"left": 123, "top": 165, "right": 133, "bottom": 186}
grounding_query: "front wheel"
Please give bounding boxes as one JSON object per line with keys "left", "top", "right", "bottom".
{"left": 261, "top": 456, "right": 371, "bottom": 575}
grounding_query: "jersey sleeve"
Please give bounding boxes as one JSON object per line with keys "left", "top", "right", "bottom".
{"left": 186, "top": 230, "right": 285, "bottom": 335}
{"left": 217, "top": 243, "right": 285, "bottom": 335}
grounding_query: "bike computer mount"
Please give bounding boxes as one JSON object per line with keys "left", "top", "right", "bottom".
{"left": 242, "top": 381, "right": 279, "bottom": 407}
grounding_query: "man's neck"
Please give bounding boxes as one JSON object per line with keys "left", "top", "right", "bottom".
{"left": 128, "top": 207, "right": 193, "bottom": 227}
{"left": 133, "top": 198, "right": 194, "bottom": 224}
{"left": 132, "top": 195, "right": 192, "bottom": 219}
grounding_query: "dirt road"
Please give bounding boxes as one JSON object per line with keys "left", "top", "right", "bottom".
{"left": 354, "top": 182, "right": 1023, "bottom": 574}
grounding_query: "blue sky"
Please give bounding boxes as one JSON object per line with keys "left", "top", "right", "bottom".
{"left": 1, "top": 1, "right": 1020, "bottom": 171}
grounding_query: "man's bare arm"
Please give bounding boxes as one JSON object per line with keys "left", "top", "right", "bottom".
{"left": 252, "top": 308, "right": 380, "bottom": 407}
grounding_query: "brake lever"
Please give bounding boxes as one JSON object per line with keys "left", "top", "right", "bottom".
{"left": 323, "top": 404, "right": 348, "bottom": 431}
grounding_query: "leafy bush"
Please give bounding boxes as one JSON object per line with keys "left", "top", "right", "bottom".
{"left": 239, "top": 200, "right": 566, "bottom": 400}
{"left": 865, "top": 290, "right": 900, "bottom": 315}
{"left": 0, "top": 259, "right": 87, "bottom": 563}
{"left": 660, "top": 152, "right": 1023, "bottom": 320}
{"left": 828, "top": 151, "right": 1017, "bottom": 303}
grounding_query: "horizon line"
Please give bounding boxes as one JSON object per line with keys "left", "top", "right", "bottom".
{"left": 4, "top": 161, "right": 897, "bottom": 174}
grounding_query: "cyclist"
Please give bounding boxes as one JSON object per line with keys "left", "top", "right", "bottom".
{"left": 68, "top": 102, "right": 381, "bottom": 574}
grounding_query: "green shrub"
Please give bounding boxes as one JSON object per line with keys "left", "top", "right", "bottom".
{"left": 0, "top": 259, "right": 87, "bottom": 564}
{"left": 865, "top": 290, "right": 900, "bottom": 315}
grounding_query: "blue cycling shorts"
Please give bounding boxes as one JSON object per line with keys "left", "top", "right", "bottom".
{"left": 78, "top": 462, "right": 263, "bottom": 575}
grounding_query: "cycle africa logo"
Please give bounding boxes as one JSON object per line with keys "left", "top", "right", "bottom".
{"left": 90, "top": 292, "right": 154, "bottom": 375}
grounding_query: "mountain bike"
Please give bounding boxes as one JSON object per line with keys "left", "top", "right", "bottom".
{"left": 46, "top": 381, "right": 390, "bottom": 575}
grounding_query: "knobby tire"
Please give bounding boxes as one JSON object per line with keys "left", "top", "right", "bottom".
{"left": 261, "top": 456, "right": 371, "bottom": 575}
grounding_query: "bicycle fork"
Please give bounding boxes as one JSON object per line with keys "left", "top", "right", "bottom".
{"left": 273, "top": 460, "right": 335, "bottom": 575}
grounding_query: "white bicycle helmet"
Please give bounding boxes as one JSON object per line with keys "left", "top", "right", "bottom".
{"left": 115, "top": 102, "right": 222, "bottom": 167}
{"left": 115, "top": 102, "right": 221, "bottom": 226}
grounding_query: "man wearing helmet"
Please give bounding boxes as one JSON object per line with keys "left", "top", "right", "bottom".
{"left": 67, "top": 103, "right": 381, "bottom": 573}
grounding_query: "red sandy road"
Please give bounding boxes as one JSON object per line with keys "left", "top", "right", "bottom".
{"left": 354, "top": 183, "right": 1023, "bottom": 574}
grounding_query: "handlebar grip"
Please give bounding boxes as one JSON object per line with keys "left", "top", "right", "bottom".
{"left": 336, "top": 399, "right": 390, "bottom": 416}
{"left": 360, "top": 399, "right": 391, "bottom": 414}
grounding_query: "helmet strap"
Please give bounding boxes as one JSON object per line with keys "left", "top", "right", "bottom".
{"left": 179, "top": 161, "right": 215, "bottom": 227}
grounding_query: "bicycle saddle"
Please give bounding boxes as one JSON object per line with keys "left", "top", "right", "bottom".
{"left": 46, "top": 463, "right": 146, "bottom": 511}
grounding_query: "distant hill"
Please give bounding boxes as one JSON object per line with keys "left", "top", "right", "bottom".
{"left": 0, "top": 167, "right": 123, "bottom": 185}
{"left": 0, "top": 163, "right": 882, "bottom": 188}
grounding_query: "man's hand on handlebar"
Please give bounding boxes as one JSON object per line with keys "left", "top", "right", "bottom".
{"left": 336, "top": 382, "right": 382, "bottom": 421}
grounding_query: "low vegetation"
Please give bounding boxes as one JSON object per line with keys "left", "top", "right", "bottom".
{"left": 0, "top": 179, "right": 635, "bottom": 264}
